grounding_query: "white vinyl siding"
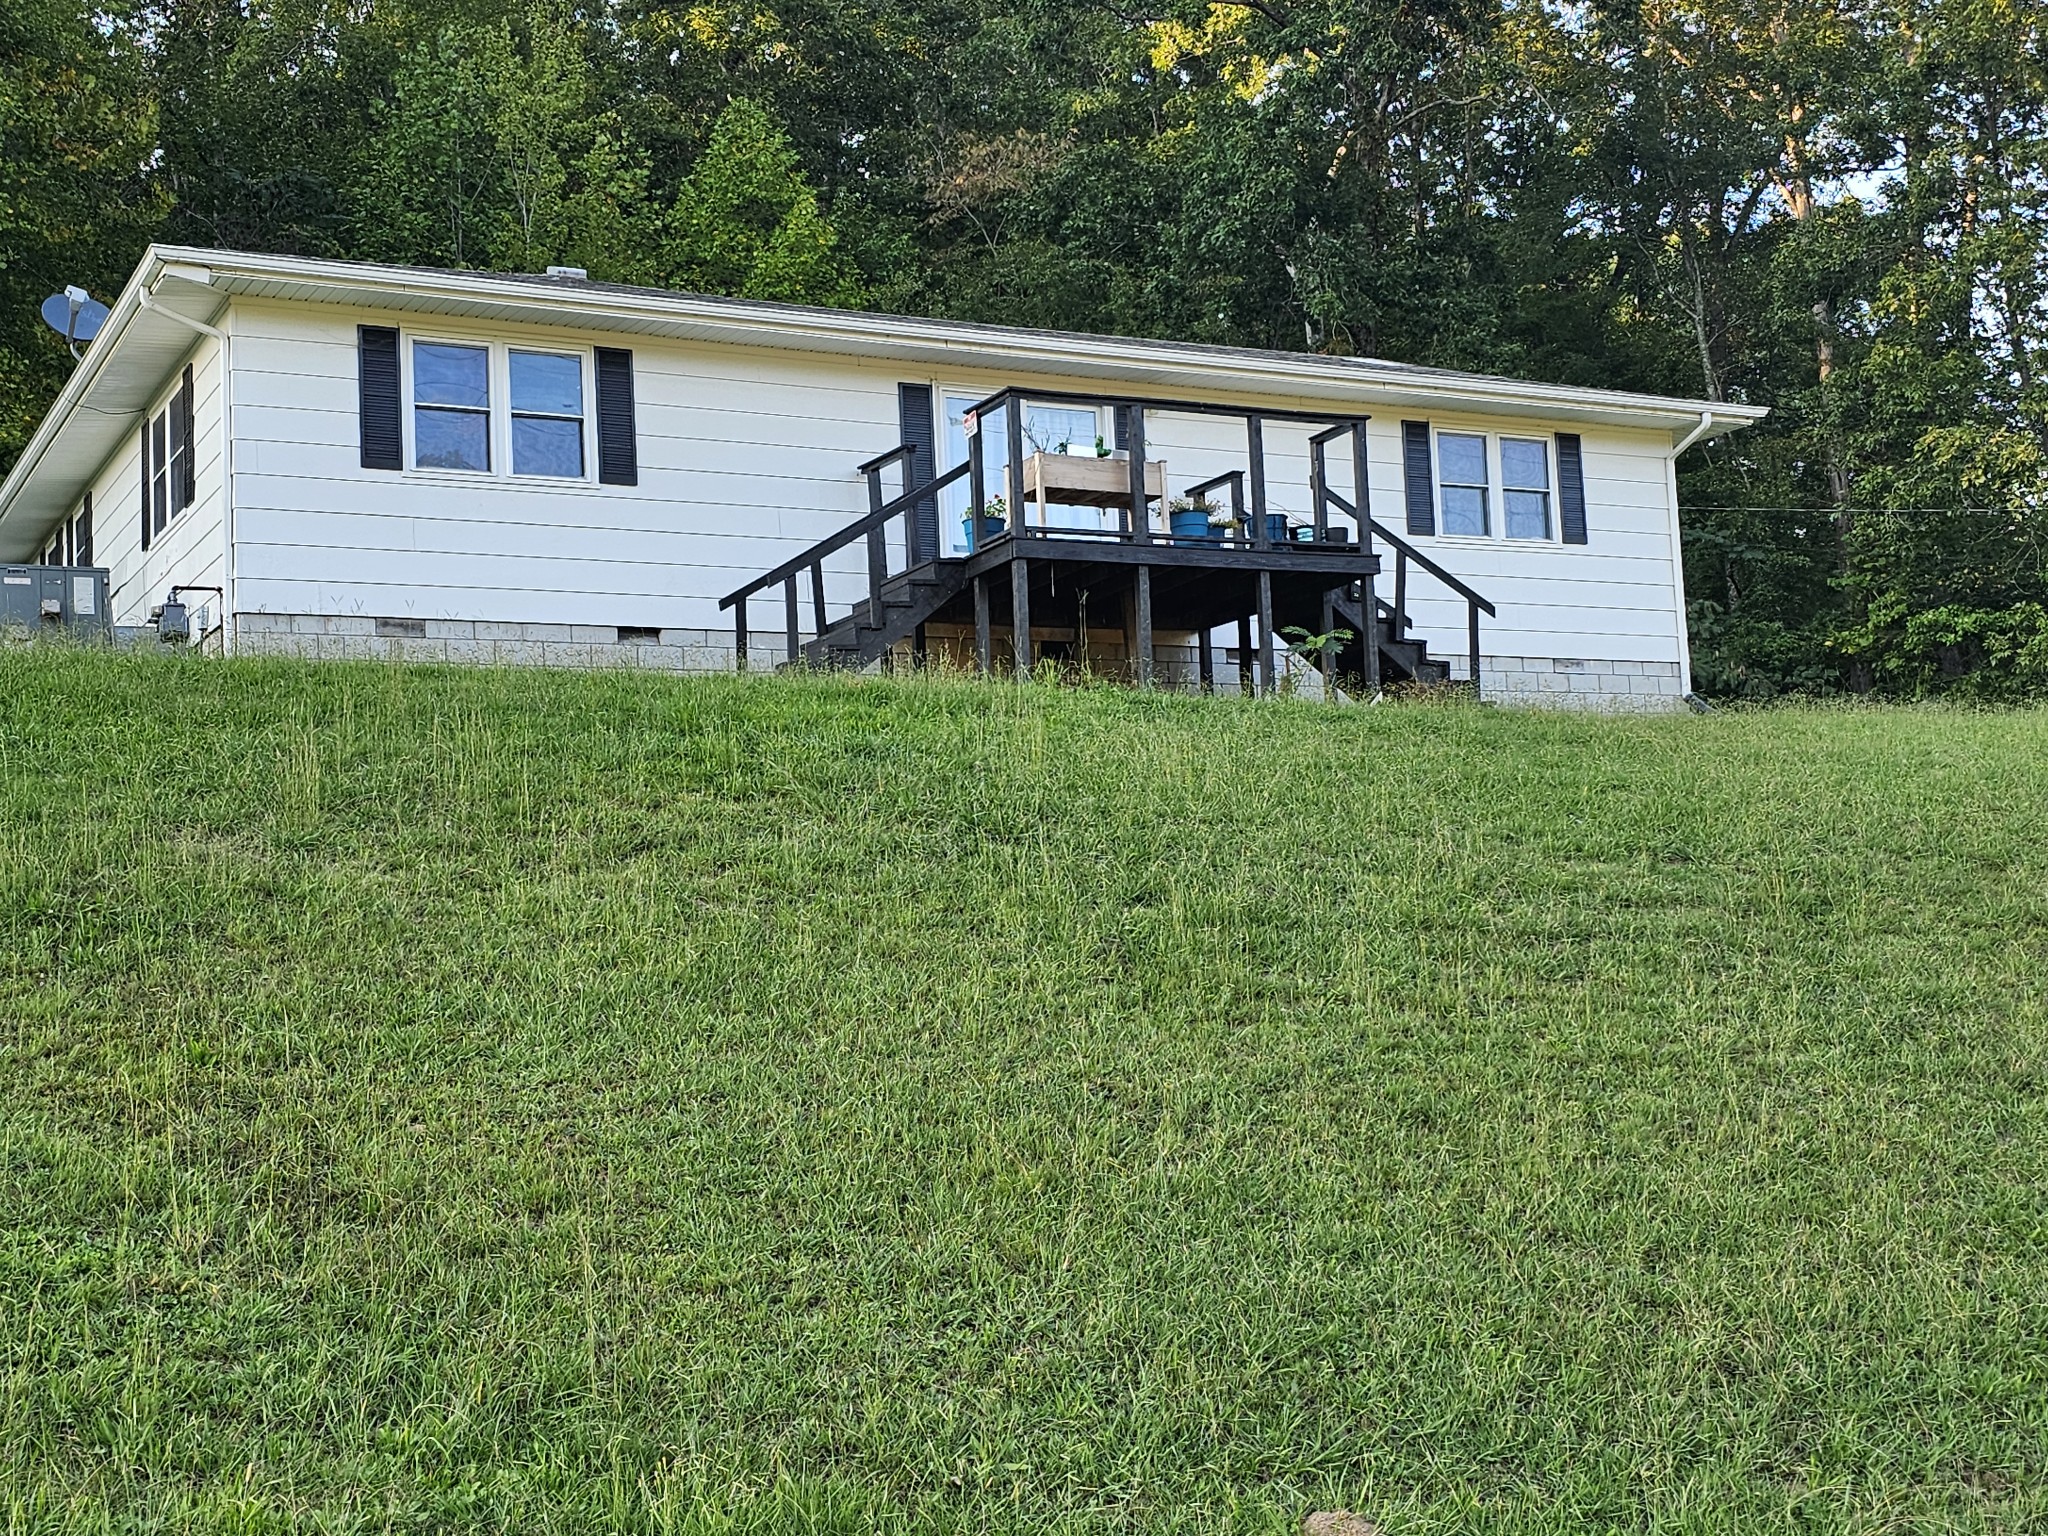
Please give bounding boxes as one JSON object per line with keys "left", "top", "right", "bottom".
{"left": 72, "top": 333, "right": 227, "bottom": 633}
{"left": 222, "top": 299, "right": 1690, "bottom": 670}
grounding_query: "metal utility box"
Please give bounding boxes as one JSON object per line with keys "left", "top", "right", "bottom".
{"left": 0, "top": 565, "right": 112, "bottom": 637}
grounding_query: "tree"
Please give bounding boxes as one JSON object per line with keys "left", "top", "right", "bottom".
{"left": 661, "top": 98, "right": 864, "bottom": 304}
{"left": 0, "top": 0, "right": 159, "bottom": 468}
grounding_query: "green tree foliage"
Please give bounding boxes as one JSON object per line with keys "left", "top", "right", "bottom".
{"left": 0, "top": 0, "right": 158, "bottom": 465}
{"left": 5, "top": 0, "right": 2048, "bottom": 697}
{"left": 661, "top": 99, "right": 864, "bottom": 303}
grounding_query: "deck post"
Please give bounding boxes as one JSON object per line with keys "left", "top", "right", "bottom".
{"left": 866, "top": 466, "right": 888, "bottom": 628}
{"left": 1236, "top": 617, "right": 1253, "bottom": 695}
{"left": 785, "top": 575, "right": 800, "bottom": 664}
{"left": 1310, "top": 436, "right": 1328, "bottom": 542}
{"left": 1469, "top": 601, "right": 1483, "bottom": 693}
{"left": 1076, "top": 588, "right": 1089, "bottom": 669}
{"left": 1126, "top": 405, "right": 1151, "bottom": 545}
{"left": 1011, "top": 556, "right": 1032, "bottom": 678}
{"left": 1247, "top": 415, "right": 1269, "bottom": 547}
{"left": 913, "top": 623, "right": 928, "bottom": 670}
{"left": 734, "top": 601, "right": 748, "bottom": 673}
{"left": 968, "top": 427, "right": 986, "bottom": 544}
{"left": 1134, "top": 564, "right": 1154, "bottom": 687}
{"left": 1197, "top": 628, "right": 1214, "bottom": 693}
{"left": 1353, "top": 420, "right": 1381, "bottom": 692}
{"left": 974, "top": 574, "right": 991, "bottom": 673}
{"left": 810, "top": 560, "right": 827, "bottom": 640}
{"left": 1005, "top": 394, "right": 1027, "bottom": 537}
{"left": 1256, "top": 570, "right": 1275, "bottom": 695}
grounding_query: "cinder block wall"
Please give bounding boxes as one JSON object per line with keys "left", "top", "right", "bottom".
{"left": 237, "top": 613, "right": 1687, "bottom": 710}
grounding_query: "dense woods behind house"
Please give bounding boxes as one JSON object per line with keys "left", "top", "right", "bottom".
{"left": 6, "top": 0, "right": 2047, "bottom": 698}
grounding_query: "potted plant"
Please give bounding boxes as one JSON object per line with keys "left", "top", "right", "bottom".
{"left": 1167, "top": 495, "right": 1223, "bottom": 544}
{"left": 964, "top": 495, "right": 1009, "bottom": 549}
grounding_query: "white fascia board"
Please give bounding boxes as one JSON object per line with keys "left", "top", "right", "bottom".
{"left": 172, "top": 245, "right": 1770, "bottom": 436}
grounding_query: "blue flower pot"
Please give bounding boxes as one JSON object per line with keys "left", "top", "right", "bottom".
{"left": 963, "top": 514, "right": 1008, "bottom": 549}
{"left": 1263, "top": 513, "right": 1289, "bottom": 545}
{"left": 1170, "top": 510, "right": 1222, "bottom": 544}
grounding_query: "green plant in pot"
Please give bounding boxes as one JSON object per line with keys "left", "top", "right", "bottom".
{"left": 1167, "top": 495, "right": 1223, "bottom": 544}
{"left": 964, "top": 495, "right": 1009, "bottom": 549}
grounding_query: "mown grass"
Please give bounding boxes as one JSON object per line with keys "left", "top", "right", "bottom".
{"left": 1, "top": 647, "right": 2044, "bottom": 1535}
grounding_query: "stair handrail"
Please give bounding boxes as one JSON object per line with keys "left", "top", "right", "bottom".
{"left": 1324, "top": 488, "right": 1495, "bottom": 689}
{"left": 719, "top": 453, "right": 967, "bottom": 611}
{"left": 719, "top": 445, "right": 968, "bottom": 669}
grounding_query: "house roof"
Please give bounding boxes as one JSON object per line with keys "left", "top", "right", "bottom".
{"left": 0, "top": 245, "right": 1768, "bottom": 559}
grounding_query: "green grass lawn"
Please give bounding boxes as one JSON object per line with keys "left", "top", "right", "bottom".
{"left": 2, "top": 649, "right": 2044, "bottom": 1535}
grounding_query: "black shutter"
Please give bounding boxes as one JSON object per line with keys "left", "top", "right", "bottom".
{"left": 139, "top": 422, "right": 152, "bottom": 551}
{"left": 1401, "top": 420, "right": 1435, "bottom": 536}
{"left": 1556, "top": 432, "right": 1588, "bottom": 544}
{"left": 898, "top": 382, "right": 938, "bottom": 563}
{"left": 75, "top": 495, "right": 92, "bottom": 567}
{"left": 358, "top": 325, "right": 403, "bottom": 470}
{"left": 1113, "top": 406, "right": 1128, "bottom": 452}
{"left": 177, "top": 365, "right": 197, "bottom": 509}
{"left": 595, "top": 347, "right": 638, "bottom": 486}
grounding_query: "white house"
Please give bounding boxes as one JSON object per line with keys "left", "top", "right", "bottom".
{"left": 0, "top": 246, "right": 1763, "bottom": 707}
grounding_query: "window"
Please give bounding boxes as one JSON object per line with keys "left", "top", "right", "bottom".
{"left": 1501, "top": 437, "right": 1551, "bottom": 540}
{"left": 1438, "top": 432, "right": 1489, "bottom": 536}
{"left": 413, "top": 341, "right": 491, "bottom": 471}
{"left": 151, "top": 410, "right": 171, "bottom": 535}
{"left": 406, "top": 341, "right": 591, "bottom": 480}
{"left": 44, "top": 499, "right": 91, "bottom": 566}
{"left": 510, "top": 350, "right": 585, "bottom": 477}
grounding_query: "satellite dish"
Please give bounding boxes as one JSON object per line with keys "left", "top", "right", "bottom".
{"left": 40, "top": 287, "right": 110, "bottom": 359}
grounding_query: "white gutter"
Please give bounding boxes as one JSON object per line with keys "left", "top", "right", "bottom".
{"left": 138, "top": 280, "right": 236, "bottom": 648}
{"left": 1673, "top": 410, "right": 1719, "bottom": 454}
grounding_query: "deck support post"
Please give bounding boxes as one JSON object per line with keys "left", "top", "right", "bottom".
{"left": 1011, "top": 557, "right": 1032, "bottom": 678}
{"left": 1197, "top": 628, "right": 1214, "bottom": 693}
{"left": 734, "top": 602, "right": 748, "bottom": 673}
{"left": 1256, "top": 570, "right": 1275, "bottom": 695}
{"left": 785, "top": 575, "right": 801, "bottom": 665}
{"left": 1134, "top": 564, "right": 1154, "bottom": 688}
{"left": 1237, "top": 617, "right": 1254, "bottom": 695}
{"left": 1468, "top": 602, "right": 1483, "bottom": 694}
{"left": 973, "top": 575, "right": 991, "bottom": 673}
{"left": 1076, "top": 588, "right": 1089, "bottom": 671}
{"left": 913, "top": 623, "right": 928, "bottom": 670}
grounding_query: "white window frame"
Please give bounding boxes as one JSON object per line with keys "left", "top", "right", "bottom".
{"left": 1432, "top": 427, "right": 1561, "bottom": 545}
{"left": 403, "top": 336, "right": 594, "bottom": 485}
